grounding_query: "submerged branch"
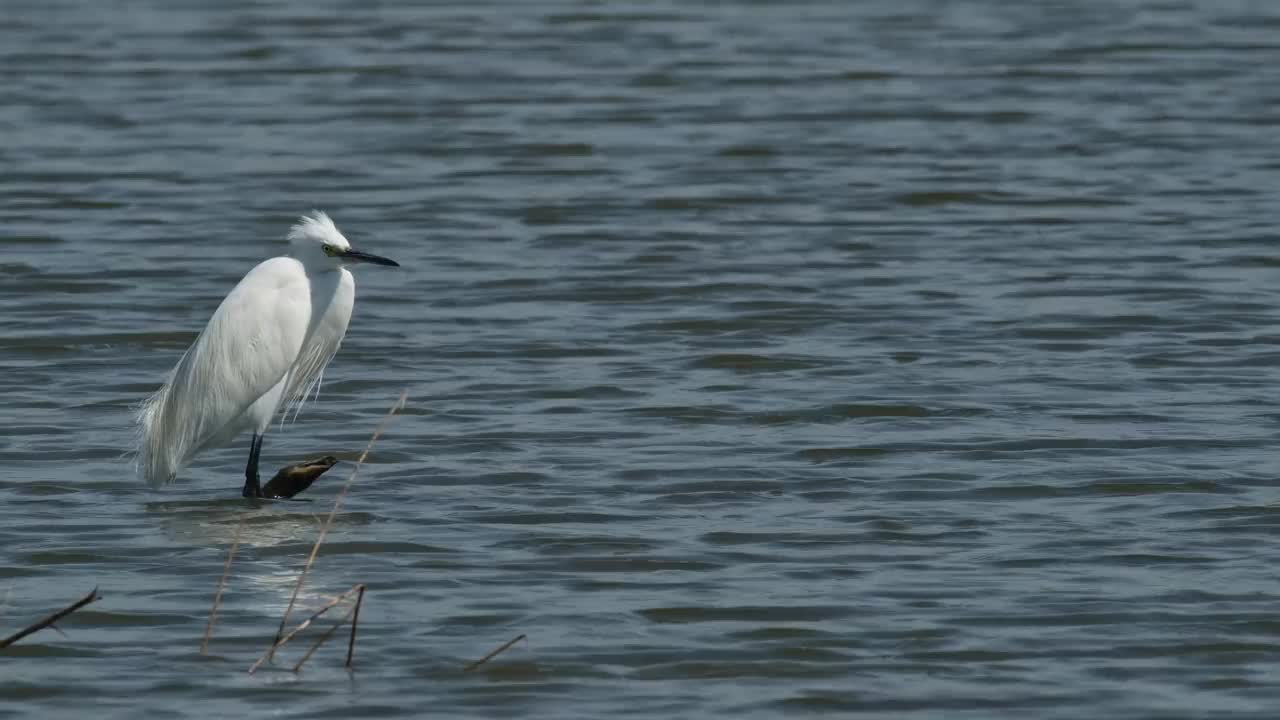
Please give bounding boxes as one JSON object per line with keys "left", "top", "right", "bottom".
{"left": 464, "top": 634, "right": 527, "bottom": 672}
{"left": 0, "top": 588, "right": 101, "bottom": 650}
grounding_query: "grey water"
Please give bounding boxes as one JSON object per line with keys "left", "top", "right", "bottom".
{"left": 3, "top": 1, "right": 1280, "bottom": 717}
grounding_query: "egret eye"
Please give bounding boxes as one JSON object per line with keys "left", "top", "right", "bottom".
{"left": 322, "top": 245, "right": 337, "bottom": 257}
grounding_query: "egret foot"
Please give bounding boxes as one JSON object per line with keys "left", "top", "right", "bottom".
{"left": 259, "top": 456, "right": 339, "bottom": 499}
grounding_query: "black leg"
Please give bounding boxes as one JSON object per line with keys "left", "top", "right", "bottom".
{"left": 242, "top": 433, "right": 264, "bottom": 498}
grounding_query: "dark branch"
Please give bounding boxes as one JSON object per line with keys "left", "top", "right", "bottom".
{"left": 464, "top": 634, "right": 527, "bottom": 672}
{"left": 0, "top": 588, "right": 101, "bottom": 650}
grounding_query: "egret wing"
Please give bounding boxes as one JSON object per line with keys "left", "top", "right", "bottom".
{"left": 281, "top": 269, "right": 354, "bottom": 421}
{"left": 138, "top": 258, "right": 311, "bottom": 487}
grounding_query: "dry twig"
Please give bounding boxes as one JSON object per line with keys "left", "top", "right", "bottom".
{"left": 266, "top": 391, "right": 406, "bottom": 664}
{"left": 248, "top": 583, "right": 364, "bottom": 674}
{"left": 201, "top": 514, "right": 246, "bottom": 655}
{"left": 345, "top": 584, "right": 365, "bottom": 669}
{"left": 291, "top": 585, "right": 365, "bottom": 672}
{"left": 0, "top": 587, "right": 101, "bottom": 650}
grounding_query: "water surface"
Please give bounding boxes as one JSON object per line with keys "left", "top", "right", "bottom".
{"left": 3, "top": 1, "right": 1280, "bottom": 717}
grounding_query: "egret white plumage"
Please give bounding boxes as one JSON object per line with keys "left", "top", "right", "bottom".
{"left": 136, "top": 211, "right": 398, "bottom": 497}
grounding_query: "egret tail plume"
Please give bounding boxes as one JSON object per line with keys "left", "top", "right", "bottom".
{"left": 137, "top": 371, "right": 185, "bottom": 488}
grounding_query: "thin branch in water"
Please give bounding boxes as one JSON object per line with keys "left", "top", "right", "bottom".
{"left": 201, "top": 514, "right": 245, "bottom": 655}
{"left": 345, "top": 584, "right": 365, "bottom": 669}
{"left": 0, "top": 588, "right": 101, "bottom": 650}
{"left": 248, "top": 583, "right": 363, "bottom": 674}
{"left": 464, "top": 634, "right": 528, "bottom": 672}
{"left": 291, "top": 586, "right": 364, "bottom": 673}
{"left": 267, "top": 390, "right": 406, "bottom": 664}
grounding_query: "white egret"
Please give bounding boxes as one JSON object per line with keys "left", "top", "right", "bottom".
{"left": 136, "top": 211, "right": 399, "bottom": 497}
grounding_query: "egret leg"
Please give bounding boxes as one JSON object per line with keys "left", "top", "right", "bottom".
{"left": 242, "top": 433, "right": 264, "bottom": 498}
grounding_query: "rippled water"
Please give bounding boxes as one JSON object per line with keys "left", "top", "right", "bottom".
{"left": 5, "top": 1, "right": 1280, "bottom": 717}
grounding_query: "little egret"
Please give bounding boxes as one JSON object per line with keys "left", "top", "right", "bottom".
{"left": 136, "top": 211, "right": 399, "bottom": 497}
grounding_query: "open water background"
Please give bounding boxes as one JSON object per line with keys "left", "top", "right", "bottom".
{"left": 4, "top": 1, "right": 1280, "bottom": 717}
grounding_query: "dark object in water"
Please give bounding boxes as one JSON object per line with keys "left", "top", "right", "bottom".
{"left": 0, "top": 587, "right": 101, "bottom": 650}
{"left": 260, "top": 456, "right": 338, "bottom": 499}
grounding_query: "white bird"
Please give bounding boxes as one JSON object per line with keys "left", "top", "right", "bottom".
{"left": 136, "top": 211, "right": 399, "bottom": 497}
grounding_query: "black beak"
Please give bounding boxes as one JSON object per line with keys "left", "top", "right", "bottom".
{"left": 343, "top": 248, "right": 399, "bottom": 267}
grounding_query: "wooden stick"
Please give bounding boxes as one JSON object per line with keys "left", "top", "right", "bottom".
{"left": 0, "top": 588, "right": 101, "bottom": 650}
{"left": 267, "top": 390, "right": 406, "bottom": 663}
{"left": 463, "top": 634, "right": 527, "bottom": 672}
{"left": 248, "top": 583, "right": 363, "bottom": 674}
{"left": 344, "top": 584, "right": 365, "bottom": 669}
{"left": 291, "top": 587, "right": 363, "bottom": 672}
{"left": 201, "top": 514, "right": 245, "bottom": 655}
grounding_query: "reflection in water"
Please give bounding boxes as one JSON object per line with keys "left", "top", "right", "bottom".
{"left": 146, "top": 500, "right": 371, "bottom": 616}
{"left": 146, "top": 500, "right": 323, "bottom": 549}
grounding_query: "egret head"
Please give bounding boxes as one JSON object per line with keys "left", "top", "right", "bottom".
{"left": 288, "top": 211, "right": 399, "bottom": 269}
